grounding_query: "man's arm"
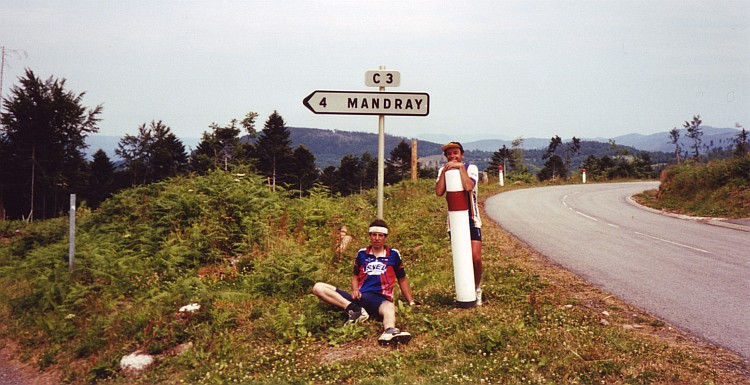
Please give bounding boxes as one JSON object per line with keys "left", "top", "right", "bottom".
{"left": 437, "top": 162, "right": 475, "bottom": 194}
{"left": 457, "top": 165, "right": 476, "bottom": 192}
{"left": 397, "top": 276, "right": 414, "bottom": 304}
{"left": 435, "top": 167, "right": 447, "bottom": 196}
{"left": 351, "top": 274, "right": 362, "bottom": 300}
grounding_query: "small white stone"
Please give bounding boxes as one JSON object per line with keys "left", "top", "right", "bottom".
{"left": 179, "top": 303, "right": 201, "bottom": 313}
{"left": 120, "top": 351, "right": 154, "bottom": 371}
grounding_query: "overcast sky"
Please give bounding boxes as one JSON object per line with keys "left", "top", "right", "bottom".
{"left": 1, "top": 0, "right": 748, "bottom": 143}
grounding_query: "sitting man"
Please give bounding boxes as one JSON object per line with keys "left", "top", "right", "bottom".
{"left": 312, "top": 219, "right": 415, "bottom": 345}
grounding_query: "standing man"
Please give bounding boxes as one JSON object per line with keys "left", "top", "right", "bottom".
{"left": 313, "top": 219, "right": 415, "bottom": 345}
{"left": 435, "top": 141, "right": 484, "bottom": 305}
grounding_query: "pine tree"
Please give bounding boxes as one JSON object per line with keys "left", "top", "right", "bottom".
{"left": 336, "top": 154, "right": 362, "bottom": 195}
{"left": 668, "top": 127, "right": 681, "bottom": 164}
{"left": 190, "top": 111, "right": 258, "bottom": 173}
{"left": 0, "top": 69, "right": 102, "bottom": 220}
{"left": 540, "top": 136, "right": 565, "bottom": 180}
{"left": 487, "top": 145, "right": 514, "bottom": 177}
{"left": 254, "top": 111, "right": 294, "bottom": 191}
{"left": 85, "top": 149, "right": 116, "bottom": 208}
{"left": 291, "top": 145, "right": 319, "bottom": 197}
{"left": 684, "top": 115, "right": 703, "bottom": 161}
{"left": 149, "top": 121, "right": 188, "bottom": 181}
{"left": 191, "top": 121, "right": 242, "bottom": 173}
{"left": 733, "top": 123, "right": 749, "bottom": 158}
{"left": 385, "top": 140, "right": 412, "bottom": 184}
{"left": 116, "top": 120, "right": 187, "bottom": 185}
{"left": 359, "top": 152, "right": 378, "bottom": 190}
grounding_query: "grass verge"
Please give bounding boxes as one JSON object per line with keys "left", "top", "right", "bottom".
{"left": 0, "top": 176, "right": 748, "bottom": 384}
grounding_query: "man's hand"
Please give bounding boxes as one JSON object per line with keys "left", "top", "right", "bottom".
{"left": 443, "top": 161, "right": 464, "bottom": 171}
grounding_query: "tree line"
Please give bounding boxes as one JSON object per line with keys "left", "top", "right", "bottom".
{"left": 483, "top": 135, "right": 654, "bottom": 183}
{"left": 3, "top": 70, "right": 747, "bottom": 221}
{"left": 0, "top": 70, "right": 420, "bottom": 221}
{"left": 668, "top": 116, "right": 749, "bottom": 163}
{"left": 483, "top": 115, "right": 748, "bottom": 184}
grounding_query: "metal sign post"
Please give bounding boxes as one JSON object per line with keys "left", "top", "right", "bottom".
{"left": 376, "top": 66, "right": 387, "bottom": 219}
{"left": 69, "top": 194, "right": 76, "bottom": 271}
{"left": 303, "top": 67, "right": 429, "bottom": 219}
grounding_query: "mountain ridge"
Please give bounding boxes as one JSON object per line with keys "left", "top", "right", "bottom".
{"left": 461, "top": 126, "right": 740, "bottom": 153}
{"left": 85, "top": 126, "right": 744, "bottom": 168}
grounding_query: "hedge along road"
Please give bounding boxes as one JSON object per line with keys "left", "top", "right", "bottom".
{"left": 484, "top": 181, "right": 750, "bottom": 360}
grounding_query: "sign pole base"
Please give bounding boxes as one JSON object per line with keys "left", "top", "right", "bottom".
{"left": 456, "top": 300, "right": 477, "bottom": 309}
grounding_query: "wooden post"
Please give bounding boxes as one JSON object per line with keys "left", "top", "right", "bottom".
{"left": 411, "top": 139, "right": 418, "bottom": 180}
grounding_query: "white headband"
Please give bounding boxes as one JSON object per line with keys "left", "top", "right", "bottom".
{"left": 368, "top": 226, "right": 389, "bottom": 235}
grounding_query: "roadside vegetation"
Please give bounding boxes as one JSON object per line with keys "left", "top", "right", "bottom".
{"left": 1, "top": 171, "right": 748, "bottom": 384}
{"left": 636, "top": 156, "right": 750, "bottom": 219}
{"left": 636, "top": 118, "right": 750, "bottom": 219}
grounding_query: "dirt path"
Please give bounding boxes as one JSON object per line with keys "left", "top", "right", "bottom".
{"left": 0, "top": 342, "right": 59, "bottom": 385}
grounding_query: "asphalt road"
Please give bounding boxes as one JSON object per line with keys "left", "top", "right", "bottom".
{"left": 484, "top": 181, "right": 750, "bottom": 359}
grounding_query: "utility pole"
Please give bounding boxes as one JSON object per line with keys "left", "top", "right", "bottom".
{"left": 1, "top": 46, "right": 5, "bottom": 111}
{"left": 0, "top": 46, "right": 28, "bottom": 121}
{"left": 1, "top": 46, "right": 6, "bottom": 119}
{"left": 0, "top": 46, "right": 28, "bottom": 222}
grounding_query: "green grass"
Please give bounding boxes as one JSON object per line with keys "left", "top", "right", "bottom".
{"left": 1, "top": 170, "right": 748, "bottom": 384}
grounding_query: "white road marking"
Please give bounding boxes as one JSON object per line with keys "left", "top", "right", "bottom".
{"left": 576, "top": 211, "right": 599, "bottom": 221}
{"left": 634, "top": 231, "right": 709, "bottom": 253}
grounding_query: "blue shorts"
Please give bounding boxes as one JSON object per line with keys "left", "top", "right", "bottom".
{"left": 336, "top": 288, "right": 389, "bottom": 321}
{"left": 449, "top": 226, "right": 482, "bottom": 242}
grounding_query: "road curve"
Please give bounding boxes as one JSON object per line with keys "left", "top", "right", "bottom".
{"left": 484, "top": 181, "right": 750, "bottom": 359}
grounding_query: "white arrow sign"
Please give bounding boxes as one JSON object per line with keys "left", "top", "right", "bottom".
{"left": 303, "top": 90, "right": 429, "bottom": 116}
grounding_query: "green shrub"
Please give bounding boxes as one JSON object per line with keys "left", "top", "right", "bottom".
{"left": 247, "top": 241, "right": 320, "bottom": 298}
{"left": 657, "top": 158, "right": 750, "bottom": 217}
{"left": 3, "top": 218, "right": 68, "bottom": 259}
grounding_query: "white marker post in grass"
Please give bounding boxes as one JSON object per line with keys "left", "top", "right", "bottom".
{"left": 582, "top": 168, "right": 587, "bottom": 184}
{"left": 444, "top": 169, "right": 477, "bottom": 308}
{"left": 498, "top": 165, "right": 504, "bottom": 187}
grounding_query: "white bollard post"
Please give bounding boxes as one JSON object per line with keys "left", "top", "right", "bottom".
{"left": 498, "top": 165, "right": 504, "bottom": 187}
{"left": 444, "top": 169, "right": 477, "bottom": 308}
{"left": 69, "top": 194, "right": 76, "bottom": 271}
{"left": 582, "top": 168, "right": 587, "bottom": 184}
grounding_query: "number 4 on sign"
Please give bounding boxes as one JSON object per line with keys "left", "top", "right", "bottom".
{"left": 319, "top": 98, "right": 327, "bottom": 108}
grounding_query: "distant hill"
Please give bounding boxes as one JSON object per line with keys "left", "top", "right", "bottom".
{"left": 287, "top": 127, "right": 443, "bottom": 167}
{"left": 462, "top": 138, "right": 550, "bottom": 151}
{"left": 462, "top": 126, "right": 742, "bottom": 153}
{"left": 599, "top": 126, "right": 740, "bottom": 152}
{"left": 84, "top": 125, "right": 743, "bottom": 170}
{"left": 83, "top": 128, "right": 444, "bottom": 168}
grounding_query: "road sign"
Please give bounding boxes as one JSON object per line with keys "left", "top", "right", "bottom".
{"left": 303, "top": 90, "right": 429, "bottom": 116}
{"left": 365, "top": 70, "right": 400, "bottom": 87}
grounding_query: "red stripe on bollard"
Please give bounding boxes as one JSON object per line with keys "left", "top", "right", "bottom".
{"left": 446, "top": 191, "right": 469, "bottom": 211}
